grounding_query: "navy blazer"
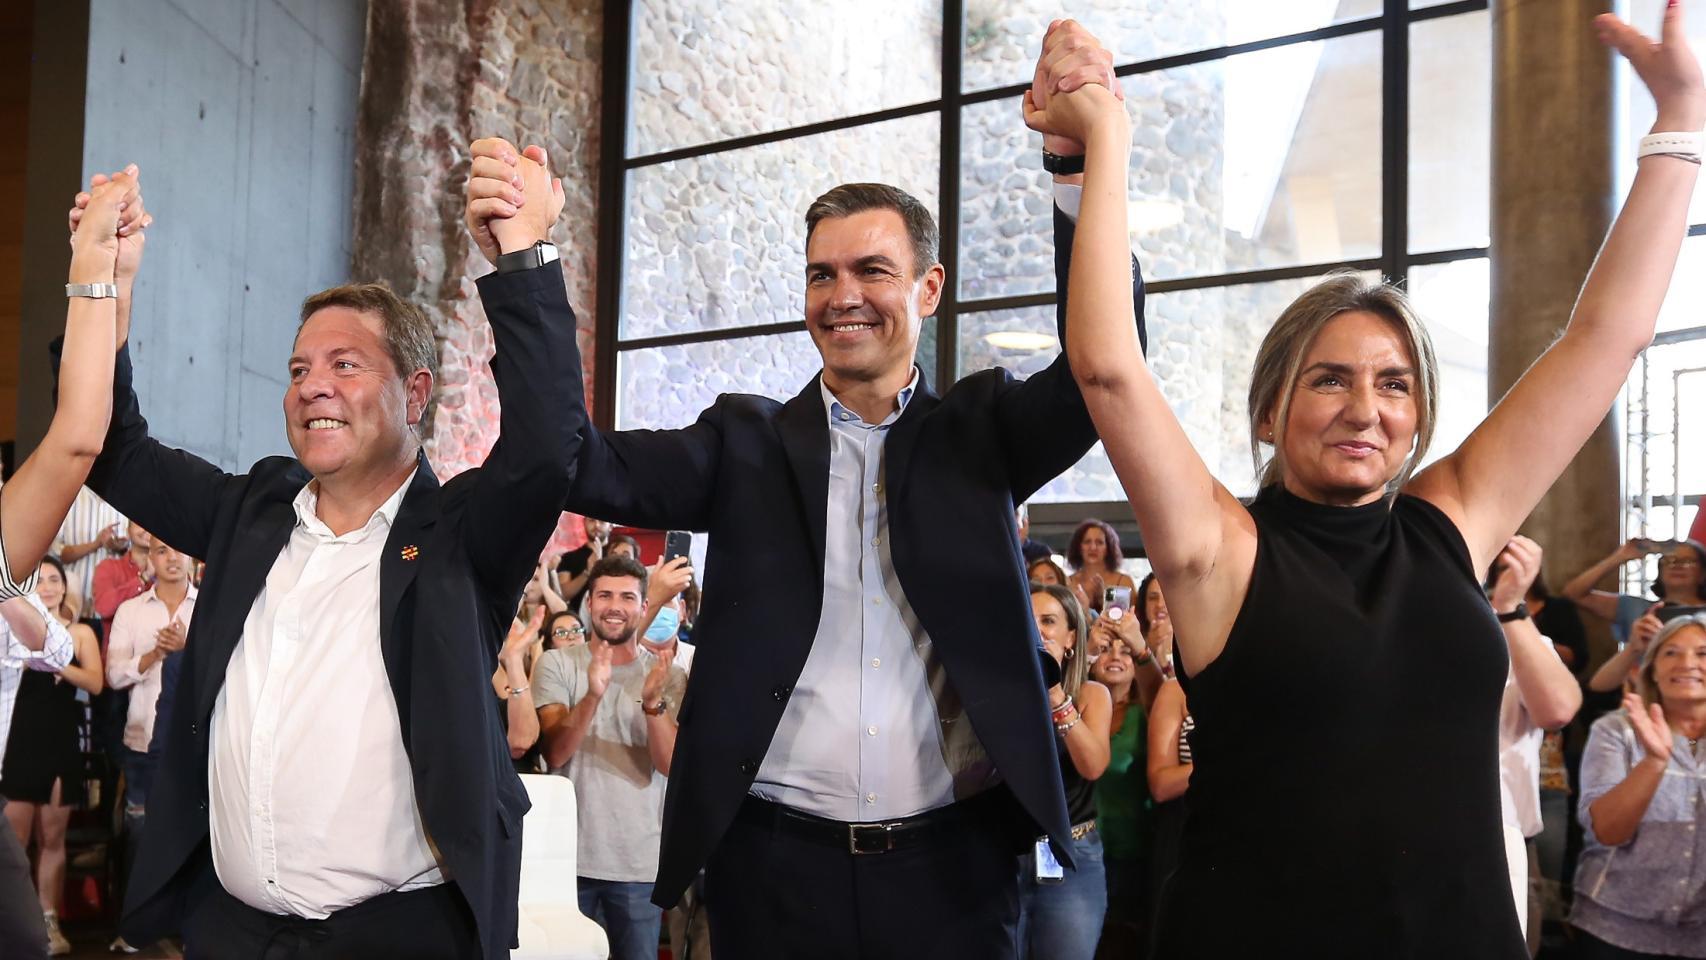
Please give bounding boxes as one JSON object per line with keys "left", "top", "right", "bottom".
{"left": 564, "top": 208, "right": 1146, "bottom": 907}
{"left": 70, "top": 265, "right": 582, "bottom": 959}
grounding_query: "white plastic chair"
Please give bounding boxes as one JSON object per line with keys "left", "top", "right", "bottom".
{"left": 514, "top": 774, "right": 610, "bottom": 960}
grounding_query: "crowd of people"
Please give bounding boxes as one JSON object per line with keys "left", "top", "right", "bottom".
{"left": 0, "top": 7, "right": 1703, "bottom": 960}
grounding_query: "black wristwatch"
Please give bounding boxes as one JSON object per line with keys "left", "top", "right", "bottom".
{"left": 1496, "top": 602, "right": 1530, "bottom": 624}
{"left": 494, "top": 240, "right": 561, "bottom": 274}
{"left": 1042, "top": 150, "right": 1086, "bottom": 176}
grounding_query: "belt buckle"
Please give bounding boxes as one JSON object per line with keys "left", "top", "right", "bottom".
{"left": 848, "top": 822, "right": 897, "bottom": 855}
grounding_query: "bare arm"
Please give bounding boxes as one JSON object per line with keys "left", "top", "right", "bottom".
{"left": 534, "top": 562, "right": 568, "bottom": 615}
{"left": 1056, "top": 680, "right": 1113, "bottom": 780}
{"left": 1408, "top": 10, "right": 1705, "bottom": 572}
{"left": 58, "top": 623, "right": 104, "bottom": 695}
{"left": 1491, "top": 537, "right": 1582, "bottom": 729}
{"left": 537, "top": 695, "right": 601, "bottom": 771}
{"left": 1146, "top": 679, "right": 1193, "bottom": 803}
{"left": 0, "top": 596, "right": 49, "bottom": 651}
{"left": 1585, "top": 695, "right": 1673, "bottom": 846}
{"left": 1560, "top": 541, "right": 1645, "bottom": 622}
{"left": 1588, "top": 610, "right": 1662, "bottom": 692}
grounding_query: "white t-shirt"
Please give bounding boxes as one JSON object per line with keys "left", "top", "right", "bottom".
{"left": 1497, "top": 638, "right": 1561, "bottom": 840}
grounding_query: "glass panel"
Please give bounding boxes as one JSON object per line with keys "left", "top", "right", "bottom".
{"left": 1624, "top": 337, "right": 1706, "bottom": 560}
{"left": 1405, "top": 258, "right": 1490, "bottom": 467}
{"left": 615, "top": 331, "right": 823, "bottom": 430}
{"left": 1657, "top": 236, "right": 1706, "bottom": 335}
{"left": 962, "top": 0, "right": 1382, "bottom": 93}
{"left": 959, "top": 32, "right": 1382, "bottom": 298}
{"left": 1409, "top": 11, "right": 1490, "bottom": 253}
{"left": 629, "top": 0, "right": 942, "bottom": 156}
{"left": 1620, "top": 1, "right": 1706, "bottom": 225}
{"left": 622, "top": 114, "right": 941, "bottom": 341}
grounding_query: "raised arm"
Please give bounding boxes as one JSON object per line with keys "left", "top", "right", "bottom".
{"left": 0, "top": 172, "right": 144, "bottom": 589}
{"left": 1022, "top": 31, "right": 1257, "bottom": 674}
{"left": 1491, "top": 537, "right": 1582, "bottom": 730}
{"left": 1410, "top": 7, "right": 1706, "bottom": 571}
{"left": 1560, "top": 540, "right": 1648, "bottom": 622}
{"left": 535, "top": 645, "right": 609, "bottom": 770}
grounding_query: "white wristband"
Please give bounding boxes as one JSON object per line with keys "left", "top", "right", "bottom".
{"left": 1638, "top": 131, "right": 1704, "bottom": 165}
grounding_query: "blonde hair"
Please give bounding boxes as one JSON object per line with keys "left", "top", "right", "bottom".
{"left": 1247, "top": 273, "right": 1440, "bottom": 491}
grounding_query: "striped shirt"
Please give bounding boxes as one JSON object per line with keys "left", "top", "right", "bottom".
{"left": 1, "top": 496, "right": 40, "bottom": 600}
{"left": 1, "top": 592, "right": 77, "bottom": 778}
{"left": 51, "top": 487, "right": 125, "bottom": 610}
{"left": 1178, "top": 713, "right": 1196, "bottom": 765}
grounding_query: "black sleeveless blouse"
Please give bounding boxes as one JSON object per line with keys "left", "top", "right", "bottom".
{"left": 1156, "top": 485, "right": 1524, "bottom": 959}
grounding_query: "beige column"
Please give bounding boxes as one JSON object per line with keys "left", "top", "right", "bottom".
{"left": 1489, "top": 0, "right": 1619, "bottom": 657}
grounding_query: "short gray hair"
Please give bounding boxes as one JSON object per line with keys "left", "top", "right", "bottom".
{"left": 1247, "top": 272, "right": 1440, "bottom": 491}
{"left": 805, "top": 183, "right": 938, "bottom": 277}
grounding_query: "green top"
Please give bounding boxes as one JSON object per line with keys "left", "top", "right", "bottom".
{"left": 1095, "top": 699, "right": 1153, "bottom": 860}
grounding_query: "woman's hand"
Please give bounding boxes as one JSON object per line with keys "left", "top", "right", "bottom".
{"left": 1623, "top": 690, "right": 1674, "bottom": 764}
{"left": 1630, "top": 606, "right": 1665, "bottom": 654}
{"left": 1596, "top": 2, "right": 1706, "bottom": 132}
{"left": 1023, "top": 81, "right": 1128, "bottom": 150}
{"left": 1095, "top": 609, "right": 1148, "bottom": 660}
{"left": 500, "top": 605, "right": 544, "bottom": 672}
{"left": 67, "top": 171, "right": 142, "bottom": 283}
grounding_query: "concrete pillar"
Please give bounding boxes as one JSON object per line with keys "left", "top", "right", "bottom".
{"left": 1489, "top": 0, "right": 1618, "bottom": 655}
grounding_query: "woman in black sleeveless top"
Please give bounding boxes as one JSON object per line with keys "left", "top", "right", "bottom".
{"left": 1021, "top": 8, "right": 1701, "bottom": 957}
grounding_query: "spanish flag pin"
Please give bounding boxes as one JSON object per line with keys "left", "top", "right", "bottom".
{"left": 401, "top": 545, "right": 420, "bottom": 561}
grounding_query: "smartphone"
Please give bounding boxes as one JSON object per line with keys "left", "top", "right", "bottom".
{"left": 1103, "top": 586, "right": 1133, "bottom": 621}
{"left": 1034, "top": 839, "right": 1065, "bottom": 885}
{"left": 663, "top": 530, "right": 693, "bottom": 566}
{"left": 1637, "top": 538, "right": 1683, "bottom": 554}
{"left": 1655, "top": 604, "right": 1706, "bottom": 624}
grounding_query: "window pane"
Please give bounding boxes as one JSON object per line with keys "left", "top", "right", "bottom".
{"left": 1657, "top": 236, "right": 1706, "bottom": 335}
{"left": 622, "top": 114, "right": 940, "bottom": 341}
{"left": 1409, "top": 11, "right": 1490, "bottom": 253}
{"left": 962, "top": 0, "right": 1381, "bottom": 93}
{"left": 615, "top": 331, "right": 822, "bottom": 430}
{"left": 959, "top": 32, "right": 1381, "bottom": 299}
{"left": 1624, "top": 337, "right": 1706, "bottom": 556}
{"left": 1620, "top": 0, "right": 1706, "bottom": 225}
{"left": 629, "top": 0, "right": 942, "bottom": 156}
{"left": 1405, "top": 258, "right": 1490, "bottom": 467}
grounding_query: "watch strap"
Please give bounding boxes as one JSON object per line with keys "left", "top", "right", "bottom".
{"left": 66, "top": 282, "right": 119, "bottom": 299}
{"left": 1042, "top": 151, "right": 1086, "bottom": 175}
{"left": 494, "top": 241, "right": 561, "bottom": 275}
{"left": 1497, "top": 602, "right": 1531, "bottom": 624}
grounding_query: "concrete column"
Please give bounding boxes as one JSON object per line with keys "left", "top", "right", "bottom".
{"left": 1490, "top": 0, "right": 1618, "bottom": 655}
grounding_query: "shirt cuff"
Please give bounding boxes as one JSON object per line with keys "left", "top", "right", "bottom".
{"left": 1053, "top": 183, "right": 1083, "bottom": 222}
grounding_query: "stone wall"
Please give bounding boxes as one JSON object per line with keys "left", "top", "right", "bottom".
{"left": 353, "top": 0, "right": 600, "bottom": 550}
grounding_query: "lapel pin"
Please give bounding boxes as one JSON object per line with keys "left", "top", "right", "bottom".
{"left": 400, "top": 545, "right": 420, "bottom": 561}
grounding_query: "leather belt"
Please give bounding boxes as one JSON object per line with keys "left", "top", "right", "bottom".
{"left": 738, "top": 791, "right": 1007, "bottom": 856}
{"left": 1070, "top": 820, "right": 1096, "bottom": 840}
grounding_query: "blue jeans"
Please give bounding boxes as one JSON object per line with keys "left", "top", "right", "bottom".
{"left": 1016, "top": 829, "right": 1107, "bottom": 960}
{"left": 578, "top": 878, "right": 662, "bottom": 960}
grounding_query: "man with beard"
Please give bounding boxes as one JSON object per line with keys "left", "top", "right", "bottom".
{"left": 533, "top": 555, "right": 688, "bottom": 960}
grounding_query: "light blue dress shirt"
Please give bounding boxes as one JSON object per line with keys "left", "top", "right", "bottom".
{"left": 750, "top": 368, "right": 996, "bottom": 822}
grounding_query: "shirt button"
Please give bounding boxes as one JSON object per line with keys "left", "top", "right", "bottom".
{"left": 872, "top": 483, "right": 881, "bottom": 493}
{"left": 871, "top": 538, "right": 880, "bottom": 547}
{"left": 867, "top": 726, "right": 877, "bottom": 736}
{"left": 865, "top": 793, "right": 876, "bottom": 805}
{"left": 870, "top": 658, "right": 880, "bottom": 668}
{"left": 872, "top": 597, "right": 882, "bottom": 606}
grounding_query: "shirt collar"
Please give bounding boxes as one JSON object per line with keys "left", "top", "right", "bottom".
{"left": 293, "top": 467, "right": 417, "bottom": 542}
{"left": 821, "top": 367, "right": 921, "bottom": 428}
{"left": 141, "top": 584, "right": 198, "bottom": 605}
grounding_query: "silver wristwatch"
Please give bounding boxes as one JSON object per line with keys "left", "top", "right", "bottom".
{"left": 66, "top": 282, "right": 119, "bottom": 299}
{"left": 494, "top": 241, "right": 561, "bottom": 275}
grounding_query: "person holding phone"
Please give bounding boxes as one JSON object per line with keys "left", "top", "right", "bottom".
{"left": 1065, "top": 519, "right": 1135, "bottom": 614}
{"left": 1023, "top": 2, "right": 1701, "bottom": 952}
{"left": 1585, "top": 539, "right": 1706, "bottom": 697}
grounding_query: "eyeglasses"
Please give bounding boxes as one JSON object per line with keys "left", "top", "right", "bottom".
{"left": 1659, "top": 556, "right": 1701, "bottom": 569}
{"left": 551, "top": 626, "right": 586, "bottom": 638}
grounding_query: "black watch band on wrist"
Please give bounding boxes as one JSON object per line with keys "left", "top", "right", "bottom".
{"left": 494, "top": 240, "right": 561, "bottom": 275}
{"left": 1496, "top": 602, "right": 1531, "bottom": 624}
{"left": 1042, "top": 151, "right": 1086, "bottom": 175}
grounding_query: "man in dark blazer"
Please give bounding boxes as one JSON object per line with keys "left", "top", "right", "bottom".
{"left": 475, "top": 25, "right": 1138, "bottom": 960}
{"left": 64, "top": 146, "right": 580, "bottom": 958}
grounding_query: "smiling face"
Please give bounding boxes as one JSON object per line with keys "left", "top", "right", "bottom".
{"left": 1652, "top": 623, "right": 1706, "bottom": 709}
{"left": 1090, "top": 637, "right": 1135, "bottom": 688}
{"left": 586, "top": 574, "right": 646, "bottom": 646}
{"left": 1031, "top": 590, "right": 1074, "bottom": 655}
{"left": 36, "top": 562, "right": 66, "bottom": 613}
{"left": 1270, "top": 310, "right": 1420, "bottom": 506}
{"left": 1144, "top": 577, "right": 1168, "bottom": 627}
{"left": 804, "top": 209, "right": 943, "bottom": 394}
{"left": 285, "top": 306, "right": 430, "bottom": 484}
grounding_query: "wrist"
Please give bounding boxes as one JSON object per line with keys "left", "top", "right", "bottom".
{"left": 68, "top": 253, "right": 116, "bottom": 285}
{"left": 1653, "top": 107, "right": 1706, "bottom": 135}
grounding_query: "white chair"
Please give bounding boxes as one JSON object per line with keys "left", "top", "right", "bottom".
{"left": 514, "top": 774, "right": 610, "bottom": 960}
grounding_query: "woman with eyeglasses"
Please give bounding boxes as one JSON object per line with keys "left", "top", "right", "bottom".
{"left": 543, "top": 610, "right": 588, "bottom": 651}
{"left": 1584, "top": 540, "right": 1706, "bottom": 696}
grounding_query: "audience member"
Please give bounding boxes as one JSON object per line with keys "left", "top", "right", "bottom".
{"left": 556, "top": 515, "right": 612, "bottom": 608}
{"left": 49, "top": 487, "right": 126, "bottom": 622}
{"left": 1524, "top": 569, "right": 1590, "bottom": 674}
{"left": 607, "top": 533, "right": 640, "bottom": 561}
{"left": 1085, "top": 607, "right": 1153, "bottom": 958}
{"left": 1144, "top": 672, "right": 1193, "bottom": 950}
{"left": 104, "top": 539, "right": 196, "bottom": 832}
{"left": 1487, "top": 536, "right": 1583, "bottom": 946}
{"left": 1028, "top": 557, "right": 1068, "bottom": 587}
{"left": 1585, "top": 540, "right": 1706, "bottom": 697}
{"left": 497, "top": 606, "right": 545, "bottom": 773}
{"left": 636, "top": 555, "right": 696, "bottom": 672}
{"left": 542, "top": 609, "right": 586, "bottom": 651}
{"left": 521, "top": 555, "right": 568, "bottom": 626}
{"left": 1017, "top": 583, "right": 1111, "bottom": 960}
{"left": 90, "top": 521, "right": 153, "bottom": 624}
{"left": 0, "top": 558, "right": 103, "bottom": 955}
{"left": 1571, "top": 614, "right": 1706, "bottom": 957}
{"left": 1562, "top": 538, "right": 1705, "bottom": 646}
{"left": 1027, "top": 8, "right": 1698, "bottom": 951}
{"left": 1066, "top": 519, "right": 1136, "bottom": 614}
{"left": 1018, "top": 503, "right": 1055, "bottom": 564}
{"left": 1135, "top": 572, "right": 1175, "bottom": 686}
{"left": 533, "top": 556, "right": 688, "bottom": 960}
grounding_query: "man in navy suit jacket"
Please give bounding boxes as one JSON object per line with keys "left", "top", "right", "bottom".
{"left": 478, "top": 27, "right": 1141, "bottom": 960}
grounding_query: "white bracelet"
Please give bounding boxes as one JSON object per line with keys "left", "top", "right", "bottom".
{"left": 1638, "top": 132, "right": 1704, "bottom": 165}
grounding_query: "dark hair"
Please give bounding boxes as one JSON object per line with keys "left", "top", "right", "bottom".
{"left": 805, "top": 183, "right": 939, "bottom": 277}
{"left": 1136, "top": 572, "right": 1159, "bottom": 635}
{"left": 38, "top": 555, "right": 76, "bottom": 621}
{"left": 1027, "top": 558, "right": 1068, "bottom": 586}
{"left": 541, "top": 610, "right": 582, "bottom": 649}
{"left": 1652, "top": 539, "right": 1706, "bottom": 601}
{"left": 606, "top": 533, "right": 641, "bottom": 559}
{"left": 1066, "top": 519, "right": 1125, "bottom": 573}
{"left": 298, "top": 282, "right": 440, "bottom": 433}
{"left": 586, "top": 555, "right": 649, "bottom": 597}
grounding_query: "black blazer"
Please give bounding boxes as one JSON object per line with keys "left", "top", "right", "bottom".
{"left": 562, "top": 208, "right": 1146, "bottom": 907}
{"left": 75, "top": 266, "right": 582, "bottom": 959}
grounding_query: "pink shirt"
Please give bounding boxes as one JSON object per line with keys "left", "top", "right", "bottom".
{"left": 106, "top": 585, "right": 197, "bottom": 751}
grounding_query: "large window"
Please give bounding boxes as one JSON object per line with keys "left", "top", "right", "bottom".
{"left": 598, "top": 0, "right": 1492, "bottom": 504}
{"left": 1620, "top": 0, "right": 1706, "bottom": 594}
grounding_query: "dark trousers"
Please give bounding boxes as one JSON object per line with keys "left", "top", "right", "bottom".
{"left": 704, "top": 790, "right": 1029, "bottom": 960}
{"left": 181, "top": 880, "right": 478, "bottom": 960}
{"left": 1573, "top": 931, "right": 1675, "bottom": 960}
{"left": 0, "top": 795, "right": 48, "bottom": 959}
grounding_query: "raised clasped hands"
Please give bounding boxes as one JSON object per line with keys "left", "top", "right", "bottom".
{"left": 1596, "top": 1, "right": 1706, "bottom": 131}
{"left": 67, "top": 165, "right": 149, "bottom": 285}
{"left": 465, "top": 138, "right": 567, "bottom": 266}
{"left": 1027, "top": 19, "right": 1124, "bottom": 157}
